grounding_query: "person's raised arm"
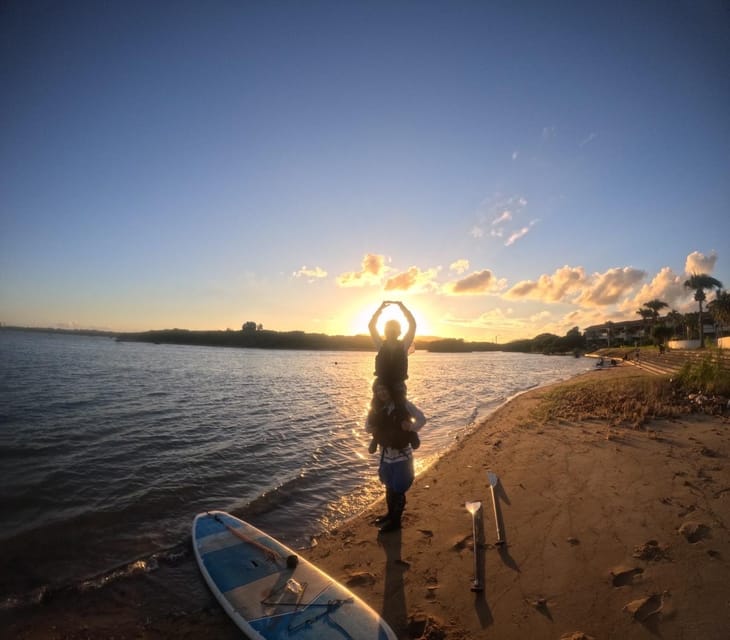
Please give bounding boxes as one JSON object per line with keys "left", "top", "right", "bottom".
{"left": 368, "top": 301, "right": 388, "bottom": 347}
{"left": 398, "top": 302, "right": 416, "bottom": 350}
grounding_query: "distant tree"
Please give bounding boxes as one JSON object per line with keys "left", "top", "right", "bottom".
{"left": 605, "top": 320, "right": 614, "bottom": 347}
{"left": 665, "top": 309, "right": 684, "bottom": 339}
{"left": 562, "top": 326, "right": 586, "bottom": 351}
{"left": 683, "top": 273, "right": 723, "bottom": 347}
{"left": 708, "top": 290, "right": 730, "bottom": 337}
{"left": 652, "top": 324, "right": 673, "bottom": 347}
{"left": 642, "top": 299, "right": 668, "bottom": 324}
{"left": 636, "top": 307, "right": 654, "bottom": 342}
{"left": 242, "top": 321, "right": 258, "bottom": 333}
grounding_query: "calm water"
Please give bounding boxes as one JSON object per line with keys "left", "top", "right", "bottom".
{"left": 0, "top": 329, "right": 591, "bottom": 609}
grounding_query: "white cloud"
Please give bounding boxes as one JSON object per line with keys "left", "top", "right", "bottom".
{"left": 492, "top": 211, "right": 512, "bottom": 225}
{"left": 618, "top": 266, "right": 685, "bottom": 313}
{"left": 505, "top": 220, "right": 538, "bottom": 246}
{"left": 542, "top": 126, "right": 556, "bottom": 141}
{"left": 505, "top": 265, "right": 587, "bottom": 302}
{"left": 450, "top": 259, "right": 470, "bottom": 274}
{"left": 580, "top": 132, "right": 598, "bottom": 146}
{"left": 384, "top": 266, "right": 441, "bottom": 293}
{"left": 336, "top": 253, "right": 390, "bottom": 287}
{"left": 576, "top": 267, "right": 647, "bottom": 307}
{"left": 469, "top": 225, "right": 484, "bottom": 238}
{"left": 293, "top": 265, "right": 327, "bottom": 281}
{"left": 685, "top": 250, "right": 717, "bottom": 275}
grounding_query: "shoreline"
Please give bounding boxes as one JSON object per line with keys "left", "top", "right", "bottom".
{"left": 302, "top": 366, "right": 730, "bottom": 639}
{"left": 4, "top": 366, "right": 728, "bottom": 638}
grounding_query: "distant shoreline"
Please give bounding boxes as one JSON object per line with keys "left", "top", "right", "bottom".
{"left": 0, "top": 325, "right": 579, "bottom": 355}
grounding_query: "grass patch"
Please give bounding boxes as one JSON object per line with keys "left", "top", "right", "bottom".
{"left": 533, "top": 374, "right": 690, "bottom": 429}
{"left": 675, "top": 352, "right": 730, "bottom": 396}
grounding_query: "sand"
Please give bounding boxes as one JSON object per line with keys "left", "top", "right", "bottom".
{"left": 5, "top": 366, "right": 729, "bottom": 639}
{"left": 303, "top": 366, "right": 730, "bottom": 639}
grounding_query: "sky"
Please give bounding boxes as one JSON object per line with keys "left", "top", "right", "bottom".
{"left": 1, "top": 0, "right": 729, "bottom": 341}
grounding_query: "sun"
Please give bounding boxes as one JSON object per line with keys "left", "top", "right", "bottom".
{"left": 347, "top": 299, "right": 433, "bottom": 338}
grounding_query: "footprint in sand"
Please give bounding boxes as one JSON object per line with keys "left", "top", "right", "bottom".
{"left": 678, "top": 521, "right": 711, "bottom": 543}
{"left": 633, "top": 540, "right": 670, "bottom": 561}
{"left": 345, "top": 571, "right": 377, "bottom": 587}
{"left": 611, "top": 565, "right": 644, "bottom": 587}
{"left": 623, "top": 593, "right": 665, "bottom": 621}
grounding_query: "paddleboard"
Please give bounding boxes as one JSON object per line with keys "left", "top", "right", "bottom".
{"left": 192, "top": 510, "right": 397, "bottom": 639}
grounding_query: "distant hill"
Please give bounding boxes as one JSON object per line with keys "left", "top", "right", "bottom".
{"left": 2, "top": 325, "right": 581, "bottom": 355}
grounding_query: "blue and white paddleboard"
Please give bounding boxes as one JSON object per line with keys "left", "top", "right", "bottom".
{"left": 192, "top": 511, "right": 397, "bottom": 639}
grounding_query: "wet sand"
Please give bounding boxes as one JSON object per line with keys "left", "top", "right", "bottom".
{"left": 6, "top": 366, "right": 730, "bottom": 639}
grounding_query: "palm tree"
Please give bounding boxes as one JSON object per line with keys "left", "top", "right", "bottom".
{"left": 643, "top": 299, "right": 668, "bottom": 324}
{"left": 666, "top": 309, "right": 684, "bottom": 339}
{"left": 708, "top": 290, "right": 730, "bottom": 338}
{"left": 636, "top": 308, "right": 654, "bottom": 344}
{"left": 683, "top": 273, "right": 723, "bottom": 347}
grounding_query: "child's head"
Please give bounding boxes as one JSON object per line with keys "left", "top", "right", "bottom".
{"left": 372, "top": 380, "right": 392, "bottom": 404}
{"left": 384, "top": 319, "right": 401, "bottom": 340}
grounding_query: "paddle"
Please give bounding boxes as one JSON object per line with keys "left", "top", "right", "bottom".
{"left": 487, "top": 471, "right": 505, "bottom": 545}
{"left": 209, "top": 512, "right": 299, "bottom": 568}
{"left": 465, "top": 501, "right": 483, "bottom": 592}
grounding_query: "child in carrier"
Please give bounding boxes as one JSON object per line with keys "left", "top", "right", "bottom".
{"left": 366, "top": 301, "right": 420, "bottom": 453}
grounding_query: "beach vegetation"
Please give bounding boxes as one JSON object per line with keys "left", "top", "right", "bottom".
{"left": 708, "top": 290, "right": 730, "bottom": 337}
{"left": 532, "top": 374, "right": 688, "bottom": 429}
{"left": 675, "top": 351, "right": 730, "bottom": 396}
{"left": 683, "top": 273, "right": 723, "bottom": 347}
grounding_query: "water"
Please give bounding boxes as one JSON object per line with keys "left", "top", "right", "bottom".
{"left": 0, "top": 329, "right": 591, "bottom": 612}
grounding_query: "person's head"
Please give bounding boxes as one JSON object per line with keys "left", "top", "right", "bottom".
{"left": 372, "top": 380, "right": 392, "bottom": 403}
{"left": 384, "top": 319, "right": 401, "bottom": 341}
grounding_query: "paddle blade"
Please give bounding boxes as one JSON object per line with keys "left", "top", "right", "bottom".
{"left": 465, "top": 501, "right": 482, "bottom": 515}
{"left": 487, "top": 471, "right": 499, "bottom": 487}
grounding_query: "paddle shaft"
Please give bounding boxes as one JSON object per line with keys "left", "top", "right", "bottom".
{"left": 468, "top": 506, "right": 483, "bottom": 591}
{"left": 488, "top": 484, "right": 505, "bottom": 545}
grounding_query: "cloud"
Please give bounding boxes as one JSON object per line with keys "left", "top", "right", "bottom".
{"left": 292, "top": 265, "right": 327, "bottom": 281}
{"left": 542, "top": 125, "right": 556, "bottom": 141}
{"left": 505, "top": 265, "right": 587, "bottom": 302}
{"left": 504, "top": 220, "right": 538, "bottom": 246}
{"left": 336, "top": 253, "right": 389, "bottom": 287}
{"left": 685, "top": 250, "right": 717, "bottom": 275}
{"left": 512, "top": 150, "right": 519, "bottom": 160}
{"left": 576, "top": 267, "right": 646, "bottom": 307}
{"left": 450, "top": 259, "right": 470, "bottom": 274}
{"left": 492, "top": 211, "right": 512, "bottom": 225}
{"left": 444, "top": 269, "right": 508, "bottom": 296}
{"left": 475, "top": 194, "right": 531, "bottom": 245}
{"left": 618, "top": 266, "right": 685, "bottom": 313}
{"left": 383, "top": 266, "right": 440, "bottom": 292}
{"left": 580, "top": 132, "right": 598, "bottom": 146}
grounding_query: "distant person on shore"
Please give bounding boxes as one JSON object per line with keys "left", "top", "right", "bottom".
{"left": 367, "top": 300, "right": 417, "bottom": 453}
{"left": 366, "top": 381, "right": 426, "bottom": 533}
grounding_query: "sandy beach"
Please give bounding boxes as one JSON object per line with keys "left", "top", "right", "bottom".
{"left": 5, "top": 365, "right": 729, "bottom": 639}
{"left": 303, "top": 366, "right": 730, "bottom": 640}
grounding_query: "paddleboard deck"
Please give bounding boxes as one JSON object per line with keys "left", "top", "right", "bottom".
{"left": 192, "top": 510, "right": 397, "bottom": 639}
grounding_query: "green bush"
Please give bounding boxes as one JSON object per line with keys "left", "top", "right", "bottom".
{"left": 675, "top": 353, "right": 730, "bottom": 396}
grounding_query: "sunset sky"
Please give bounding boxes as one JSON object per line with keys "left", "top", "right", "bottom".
{"left": 2, "top": 1, "right": 728, "bottom": 341}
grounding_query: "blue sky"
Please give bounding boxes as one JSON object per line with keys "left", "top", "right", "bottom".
{"left": 2, "top": 0, "right": 728, "bottom": 340}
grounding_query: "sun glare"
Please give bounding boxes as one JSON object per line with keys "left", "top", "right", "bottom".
{"left": 348, "top": 300, "right": 432, "bottom": 338}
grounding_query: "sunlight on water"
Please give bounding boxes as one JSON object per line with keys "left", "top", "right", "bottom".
{"left": 0, "top": 330, "right": 592, "bottom": 600}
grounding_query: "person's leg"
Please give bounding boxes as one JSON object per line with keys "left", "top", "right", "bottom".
{"left": 378, "top": 457, "right": 414, "bottom": 533}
